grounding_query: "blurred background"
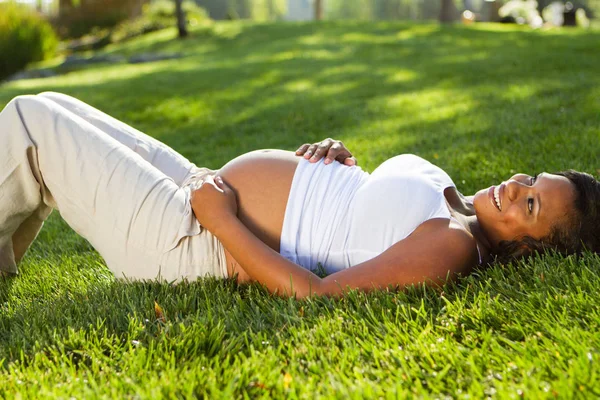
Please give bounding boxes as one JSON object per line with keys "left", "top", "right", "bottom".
{"left": 1, "top": 0, "right": 599, "bottom": 81}
{"left": 5, "top": 0, "right": 600, "bottom": 24}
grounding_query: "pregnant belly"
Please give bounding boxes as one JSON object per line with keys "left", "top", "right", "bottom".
{"left": 217, "top": 150, "right": 300, "bottom": 279}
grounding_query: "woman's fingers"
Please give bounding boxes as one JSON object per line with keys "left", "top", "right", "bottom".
{"left": 201, "top": 175, "right": 222, "bottom": 193}
{"left": 295, "top": 143, "right": 310, "bottom": 156}
{"left": 214, "top": 176, "right": 225, "bottom": 192}
{"left": 310, "top": 141, "right": 332, "bottom": 162}
{"left": 324, "top": 141, "right": 343, "bottom": 165}
{"left": 296, "top": 138, "right": 356, "bottom": 165}
{"left": 304, "top": 143, "right": 319, "bottom": 160}
{"left": 343, "top": 156, "right": 357, "bottom": 166}
{"left": 192, "top": 171, "right": 217, "bottom": 191}
{"left": 325, "top": 141, "right": 356, "bottom": 166}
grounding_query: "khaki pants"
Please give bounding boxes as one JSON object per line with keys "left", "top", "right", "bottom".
{"left": 0, "top": 93, "right": 227, "bottom": 282}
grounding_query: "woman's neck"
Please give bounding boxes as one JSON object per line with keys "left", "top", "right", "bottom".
{"left": 444, "top": 187, "right": 492, "bottom": 262}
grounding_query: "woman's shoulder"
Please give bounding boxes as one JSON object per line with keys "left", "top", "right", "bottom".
{"left": 413, "top": 217, "right": 480, "bottom": 272}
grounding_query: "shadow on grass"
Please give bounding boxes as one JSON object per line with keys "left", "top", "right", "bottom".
{"left": 2, "top": 22, "right": 598, "bottom": 181}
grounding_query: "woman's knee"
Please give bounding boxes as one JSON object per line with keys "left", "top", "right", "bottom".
{"left": 6, "top": 95, "right": 68, "bottom": 140}
{"left": 3, "top": 95, "right": 43, "bottom": 123}
{"left": 37, "top": 91, "right": 68, "bottom": 103}
{"left": 9, "top": 94, "right": 52, "bottom": 116}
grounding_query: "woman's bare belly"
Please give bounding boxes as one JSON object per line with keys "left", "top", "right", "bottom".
{"left": 217, "top": 150, "right": 301, "bottom": 281}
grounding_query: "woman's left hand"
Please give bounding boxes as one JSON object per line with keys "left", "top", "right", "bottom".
{"left": 191, "top": 175, "right": 238, "bottom": 235}
{"left": 296, "top": 138, "right": 357, "bottom": 166}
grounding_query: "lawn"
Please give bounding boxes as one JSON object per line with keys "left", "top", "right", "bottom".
{"left": 1, "top": 21, "right": 600, "bottom": 398}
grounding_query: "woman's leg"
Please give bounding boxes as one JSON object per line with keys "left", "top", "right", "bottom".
{"left": 0, "top": 95, "right": 217, "bottom": 280}
{"left": 36, "top": 92, "right": 212, "bottom": 187}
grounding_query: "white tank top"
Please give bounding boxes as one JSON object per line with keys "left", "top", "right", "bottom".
{"left": 280, "top": 154, "right": 456, "bottom": 275}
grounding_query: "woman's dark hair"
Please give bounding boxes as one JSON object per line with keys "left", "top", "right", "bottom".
{"left": 495, "top": 170, "right": 600, "bottom": 264}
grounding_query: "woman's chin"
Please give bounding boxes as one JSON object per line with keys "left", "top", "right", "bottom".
{"left": 471, "top": 189, "right": 487, "bottom": 214}
{"left": 471, "top": 189, "right": 500, "bottom": 245}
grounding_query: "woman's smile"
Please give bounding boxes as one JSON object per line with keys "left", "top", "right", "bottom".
{"left": 488, "top": 184, "right": 503, "bottom": 211}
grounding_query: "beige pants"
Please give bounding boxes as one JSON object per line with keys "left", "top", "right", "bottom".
{"left": 0, "top": 93, "right": 227, "bottom": 282}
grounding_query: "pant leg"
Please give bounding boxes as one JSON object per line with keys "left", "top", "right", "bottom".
{"left": 0, "top": 98, "right": 53, "bottom": 274}
{"left": 36, "top": 91, "right": 213, "bottom": 187}
{"left": 0, "top": 95, "right": 216, "bottom": 280}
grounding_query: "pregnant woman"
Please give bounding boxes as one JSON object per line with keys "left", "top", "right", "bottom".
{"left": 1, "top": 93, "right": 599, "bottom": 298}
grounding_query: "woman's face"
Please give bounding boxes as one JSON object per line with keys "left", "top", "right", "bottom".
{"left": 473, "top": 173, "right": 576, "bottom": 248}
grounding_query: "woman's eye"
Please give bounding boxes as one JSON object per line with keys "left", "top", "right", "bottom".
{"left": 530, "top": 174, "right": 538, "bottom": 186}
{"left": 528, "top": 198, "right": 534, "bottom": 213}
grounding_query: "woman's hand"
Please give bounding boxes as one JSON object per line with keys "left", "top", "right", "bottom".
{"left": 295, "top": 138, "right": 357, "bottom": 166}
{"left": 191, "top": 175, "right": 238, "bottom": 235}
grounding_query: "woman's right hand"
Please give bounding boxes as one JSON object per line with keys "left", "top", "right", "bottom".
{"left": 191, "top": 175, "right": 238, "bottom": 236}
{"left": 295, "top": 138, "right": 357, "bottom": 166}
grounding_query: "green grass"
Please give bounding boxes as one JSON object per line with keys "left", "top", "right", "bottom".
{"left": 1, "top": 21, "right": 600, "bottom": 398}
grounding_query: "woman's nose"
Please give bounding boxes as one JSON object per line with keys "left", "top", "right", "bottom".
{"left": 506, "top": 179, "right": 528, "bottom": 202}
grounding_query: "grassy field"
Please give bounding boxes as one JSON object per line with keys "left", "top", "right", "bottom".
{"left": 1, "top": 21, "right": 600, "bottom": 398}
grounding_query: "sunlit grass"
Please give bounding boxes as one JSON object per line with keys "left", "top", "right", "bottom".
{"left": 1, "top": 21, "right": 600, "bottom": 398}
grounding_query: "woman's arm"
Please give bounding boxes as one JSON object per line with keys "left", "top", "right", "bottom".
{"left": 192, "top": 177, "right": 477, "bottom": 298}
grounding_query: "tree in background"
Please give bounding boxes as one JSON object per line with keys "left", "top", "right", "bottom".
{"left": 315, "top": 0, "right": 323, "bottom": 20}
{"left": 55, "top": 0, "right": 149, "bottom": 37}
{"left": 480, "top": 0, "right": 502, "bottom": 21}
{"left": 237, "top": 0, "right": 252, "bottom": 18}
{"left": 175, "top": 0, "right": 188, "bottom": 37}
{"left": 267, "top": 0, "right": 276, "bottom": 17}
{"left": 439, "top": 0, "right": 458, "bottom": 22}
{"left": 58, "top": 0, "right": 73, "bottom": 17}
